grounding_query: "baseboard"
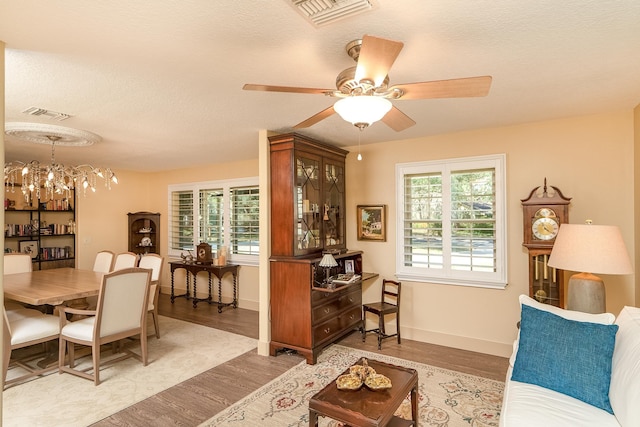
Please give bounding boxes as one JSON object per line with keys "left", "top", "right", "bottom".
{"left": 160, "top": 286, "right": 510, "bottom": 357}
{"left": 404, "top": 325, "right": 512, "bottom": 358}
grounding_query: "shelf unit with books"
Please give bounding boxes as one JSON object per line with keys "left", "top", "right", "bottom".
{"left": 4, "top": 187, "right": 76, "bottom": 270}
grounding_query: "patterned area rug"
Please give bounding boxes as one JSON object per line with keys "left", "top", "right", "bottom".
{"left": 202, "top": 344, "right": 504, "bottom": 427}
{"left": 3, "top": 316, "right": 257, "bottom": 427}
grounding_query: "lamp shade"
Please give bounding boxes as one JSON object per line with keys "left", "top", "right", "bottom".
{"left": 334, "top": 96, "right": 392, "bottom": 127}
{"left": 319, "top": 253, "right": 338, "bottom": 268}
{"left": 548, "top": 224, "right": 633, "bottom": 275}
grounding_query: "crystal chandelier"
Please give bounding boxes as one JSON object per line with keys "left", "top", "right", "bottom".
{"left": 4, "top": 123, "right": 118, "bottom": 202}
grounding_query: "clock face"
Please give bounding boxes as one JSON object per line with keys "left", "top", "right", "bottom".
{"left": 532, "top": 217, "right": 559, "bottom": 240}
{"left": 198, "top": 248, "right": 206, "bottom": 259}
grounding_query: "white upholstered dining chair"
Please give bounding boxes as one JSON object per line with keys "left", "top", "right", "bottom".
{"left": 3, "top": 253, "right": 33, "bottom": 275}
{"left": 138, "top": 254, "right": 164, "bottom": 338}
{"left": 58, "top": 267, "right": 152, "bottom": 385}
{"left": 3, "top": 253, "right": 44, "bottom": 320}
{"left": 86, "top": 250, "right": 116, "bottom": 309}
{"left": 93, "top": 250, "right": 115, "bottom": 273}
{"left": 112, "top": 252, "right": 138, "bottom": 270}
{"left": 3, "top": 307, "right": 60, "bottom": 389}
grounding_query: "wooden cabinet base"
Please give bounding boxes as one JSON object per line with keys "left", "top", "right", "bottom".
{"left": 270, "top": 320, "right": 360, "bottom": 365}
{"left": 270, "top": 252, "right": 367, "bottom": 365}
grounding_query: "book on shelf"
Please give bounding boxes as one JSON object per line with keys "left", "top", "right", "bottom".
{"left": 331, "top": 273, "right": 361, "bottom": 285}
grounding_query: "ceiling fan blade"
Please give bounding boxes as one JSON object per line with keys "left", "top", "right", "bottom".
{"left": 243, "top": 84, "right": 333, "bottom": 95}
{"left": 355, "top": 35, "right": 404, "bottom": 87}
{"left": 293, "top": 105, "right": 336, "bottom": 129}
{"left": 390, "top": 76, "right": 492, "bottom": 100}
{"left": 381, "top": 106, "right": 416, "bottom": 132}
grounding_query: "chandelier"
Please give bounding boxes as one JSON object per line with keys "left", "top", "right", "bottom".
{"left": 4, "top": 123, "right": 118, "bottom": 202}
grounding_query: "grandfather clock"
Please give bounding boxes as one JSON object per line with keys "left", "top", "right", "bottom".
{"left": 521, "top": 179, "right": 571, "bottom": 307}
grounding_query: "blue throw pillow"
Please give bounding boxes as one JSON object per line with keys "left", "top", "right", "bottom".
{"left": 511, "top": 304, "right": 618, "bottom": 414}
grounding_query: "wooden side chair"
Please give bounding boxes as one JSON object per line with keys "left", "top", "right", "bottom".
{"left": 112, "top": 252, "right": 138, "bottom": 270}
{"left": 138, "top": 254, "right": 164, "bottom": 338}
{"left": 58, "top": 267, "right": 152, "bottom": 385}
{"left": 3, "top": 307, "right": 60, "bottom": 389}
{"left": 361, "top": 279, "right": 402, "bottom": 350}
{"left": 93, "top": 250, "right": 115, "bottom": 273}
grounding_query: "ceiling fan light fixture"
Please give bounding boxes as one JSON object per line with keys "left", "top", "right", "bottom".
{"left": 334, "top": 96, "right": 392, "bottom": 128}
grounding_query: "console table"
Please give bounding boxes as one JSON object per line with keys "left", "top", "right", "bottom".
{"left": 169, "top": 261, "right": 239, "bottom": 312}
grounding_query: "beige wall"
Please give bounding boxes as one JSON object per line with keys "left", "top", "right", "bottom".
{"left": 76, "top": 169, "right": 152, "bottom": 269}
{"left": 74, "top": 110, "right": 636, "bottom": 358}
{"left": 345, "top": 110, "right": 635, "bottom": 356}
{"left": 76, "top": 159, "right": 261, "bottom": 311}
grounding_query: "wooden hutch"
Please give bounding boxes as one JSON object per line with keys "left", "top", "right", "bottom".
{"left": 269, "top": 132, "right": 365, "bottom": 364}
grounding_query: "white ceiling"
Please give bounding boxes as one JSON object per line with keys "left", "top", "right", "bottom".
{"left": 2, "top": 1, "right": 640, "bottom": 172}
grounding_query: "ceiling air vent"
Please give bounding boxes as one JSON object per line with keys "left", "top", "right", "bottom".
{"left": 287, "top": 0, "right": 377, "bottom": 27}
{"left": 22, "top": 106, "right": 72, "bottom": 121}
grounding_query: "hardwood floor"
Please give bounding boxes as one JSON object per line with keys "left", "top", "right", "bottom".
{"left": 91, "top": 294, "right": 509, "bottom": 426}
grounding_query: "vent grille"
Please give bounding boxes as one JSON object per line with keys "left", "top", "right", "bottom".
{"left": 289, "top": 0, "right": 376, "bottom": 26}
{"left": 22, "top": 107, "right": 72, "bottom": 121}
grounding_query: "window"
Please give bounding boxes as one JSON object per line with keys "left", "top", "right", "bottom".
{"left": 168, "top": 177, "right": 259, "bottom": 265}
{"left": 395, "top": 154, "right": 506, "bottom": 288}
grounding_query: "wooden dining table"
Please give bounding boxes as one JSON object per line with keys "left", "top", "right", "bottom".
{"left": 3, "top": 267, "right": 103, "bottom": 306}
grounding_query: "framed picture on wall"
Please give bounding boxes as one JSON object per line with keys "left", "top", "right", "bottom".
{"left": 357, "top": 205, "right": 386, "bottom": 241}
{"left": 19, "top": 240, "right": 39, "bottom": 259}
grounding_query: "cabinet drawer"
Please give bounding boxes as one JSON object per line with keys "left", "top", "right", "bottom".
{"left": 312, "top": 282, "right": 361, "bottom": 305}
{"left": 312, "top": 288, "right": 361, "bottom": 324}
{"left": 313, "top": 305, "right": 362, "bottom": 346}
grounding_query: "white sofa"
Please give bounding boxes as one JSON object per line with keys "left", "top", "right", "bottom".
{"left": 500, "top": 295, "right": 640, "bottom": 427}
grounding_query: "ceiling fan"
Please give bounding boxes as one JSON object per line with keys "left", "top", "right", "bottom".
{"left": 243, "top": 35, "right": 492, "bottom": 132}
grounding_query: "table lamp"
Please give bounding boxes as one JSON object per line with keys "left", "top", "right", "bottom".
{"left": 319, "top": 253, "right": 338, "bottom": 285}
{"left": 547, "top": 221, "right": 633, "bottom": 313}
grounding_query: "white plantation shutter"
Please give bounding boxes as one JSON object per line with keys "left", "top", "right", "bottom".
{"left": 396, "top": 154, "right": 506, "bottom": 289}
{"left": 168, "top": 178, "right": 259, "bottom": 264}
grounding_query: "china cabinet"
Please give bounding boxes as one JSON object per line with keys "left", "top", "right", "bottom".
{"left": 269, "top": 133, "right": 367, "bottom": 364}
{"left": 128, "top": 212, "right": 160, "bottom": 255}
{"left": 269, "top": 133, "right": 347, "bottom": 257}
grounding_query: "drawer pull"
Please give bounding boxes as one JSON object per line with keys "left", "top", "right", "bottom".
{"left": 324, "top": 307, "right": 331, "bottom": 314}
{"left": 324, "top": 327, "right": 331, "bottom": 334}
{"left": 348, "top": 297, "right": 354, "bottom": 303}
{"left": 349, "top": 314, "right": 356, "bottom": 320}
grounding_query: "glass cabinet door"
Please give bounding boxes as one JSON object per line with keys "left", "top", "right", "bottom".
{"left": 295, "top": 153, "right": 321, "bottom": 255}
{"left": 322, "top": 159, "right": 345, "bottom": 251}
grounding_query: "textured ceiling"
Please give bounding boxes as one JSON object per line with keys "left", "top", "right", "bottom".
{"left": 2, "top": 1, "right": 640, "bottom": 172}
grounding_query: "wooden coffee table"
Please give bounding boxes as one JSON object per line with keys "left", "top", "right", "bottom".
{"left": 309, "top": 357, "right": 418, "bottom": 427}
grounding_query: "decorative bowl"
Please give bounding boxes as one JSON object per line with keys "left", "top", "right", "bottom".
{"left": 336, "top": 374, "right": 363, "bottom": 391}
{"left": 349, "top": 364, "right": 376, "bottom": 379}
{"left": 364, "top": 373, "right": 392, "bottom": 390}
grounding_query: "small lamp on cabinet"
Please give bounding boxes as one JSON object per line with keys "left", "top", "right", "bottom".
{"left": 548, "top": 221, "right": 633, "bottom": 313}
{"left": 319, "top": 253, "right": 338, "bottom": 286}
